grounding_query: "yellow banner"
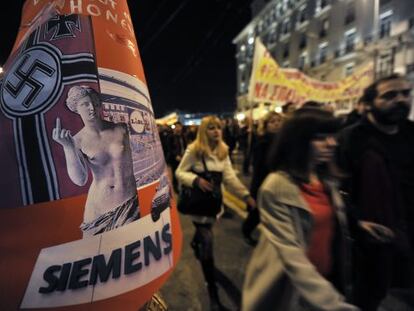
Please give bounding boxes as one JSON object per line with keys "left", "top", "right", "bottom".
{"left": 248, "top": 39, "right": 374, "bottom": 108}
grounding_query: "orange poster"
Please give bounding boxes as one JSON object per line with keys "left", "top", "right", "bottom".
{"left": 0, "top": 1, "right": 182, "bottom": 310}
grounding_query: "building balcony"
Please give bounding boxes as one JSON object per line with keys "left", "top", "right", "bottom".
{"left": 296, "top": 20, "right": 309, "bottom": 31}
{"left": 315, "top": 4, "right": 332, "bottom": 18}
{"left": 333, "top": 43, "right": 362, "bottom": 63}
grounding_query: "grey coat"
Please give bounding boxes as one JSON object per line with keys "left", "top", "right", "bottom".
{"left": 242, "top": 172, "right": 358, "bottom": 311}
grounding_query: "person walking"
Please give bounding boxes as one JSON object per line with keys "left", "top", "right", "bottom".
{"left": 242, "top": 111, "right": 283, "bottom": 246}
{"left": 176, "top": 115, "right": 255, "bottom": 311}
{"left": 337, "top": 74, "right": 414, "bottom": 310}
{"left": 222, "top": 118, "right": 239, "bottom": 162}
{"left": 166, "top": 121, "right": 187, "bottom": 193}
{"left": 242, "top": 108, "right": 358, "bottom": 311}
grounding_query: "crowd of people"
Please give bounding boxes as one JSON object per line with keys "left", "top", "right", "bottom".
{"left": 157, "top": 73, "right": 414, "bottom": 311}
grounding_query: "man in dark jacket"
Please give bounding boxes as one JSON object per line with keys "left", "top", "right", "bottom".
{"left": 337, "top": 74, "right": 414, "bottom": 311}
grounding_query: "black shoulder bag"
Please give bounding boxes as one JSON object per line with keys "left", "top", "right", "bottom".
{"left": 177, "top": 155, "right": 223, "bottom": 217}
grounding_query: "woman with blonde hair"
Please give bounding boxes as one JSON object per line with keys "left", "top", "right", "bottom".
{"left": 176, "top": 115, "right": 255, "bottom": 311}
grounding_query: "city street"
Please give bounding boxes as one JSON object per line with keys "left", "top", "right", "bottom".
{"left": 159, "top": 153, "right": 257, "bottom": 311}
{"left": 1, "top": 1, "right": 414, "bottom": 311}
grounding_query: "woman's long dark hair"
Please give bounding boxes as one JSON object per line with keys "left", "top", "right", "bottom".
{"left": 267, "top": 107, "right": 341, "bottom": 183}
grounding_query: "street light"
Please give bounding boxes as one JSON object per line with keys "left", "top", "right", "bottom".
{"left": 236, "top": 112, "right": 246, "bottom": 121}
{"left": 274, "top": 106, "right": 283, "bottom": 113}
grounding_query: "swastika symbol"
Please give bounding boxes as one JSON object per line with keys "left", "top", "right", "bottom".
{"left": 4, "top": 55, "right": 55, "bottom": 109}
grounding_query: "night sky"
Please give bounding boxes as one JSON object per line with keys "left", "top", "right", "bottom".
{"left": 0, "top": 0, "right": 253, "bottom": 117}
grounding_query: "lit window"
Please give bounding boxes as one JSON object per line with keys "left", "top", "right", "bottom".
{"left": 319, "top": 42, "right": 328, "bottom": 64}
{"left": 345, "top": 28, "right": 356, "bottom": 53}
{"left": 298, "top": 52, "right": 307, "bottom": 70}
{"left": 272, "top": 4, "right": 278, "bottom": 19}
{"left": 268, "top": 26, "right": 278, "bottom": 44}
{"left": 282, "top": 19, "right": 290, "bottom": 35}
{"left": 276, "top": 3, "right": 283, "bottom": 17}
{"left": 296, "top": 5, "right": 307, "bottom": 28}
{"left": 283, "top": 0, "right": 289, "bottom": 12}
{"left": 320, "top": 18, "right": 329, "bottom": 38}
{"left": 378, "top": 52, "right": 393, "bottom": 77}
{"left": 379, "top": 10, "right": 392, "bottom": 38}
{"left": 344, "top": 62, "right": 355, "bottom": 77}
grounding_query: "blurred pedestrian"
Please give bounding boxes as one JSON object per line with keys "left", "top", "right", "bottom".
{"left": 342, "top": 95, "right": 367, "bottom": 128}
{"left": 238, "top": 118, "right": 253, "bottom": 175}
{"left": 242, "top": 111, "right": 283, "bottom": 246}
{"left": 157, "top": 123, "right": 171, "bottom": 156}
{"left": 282, "top": 101, "right": 296, "bottom": 118}
{"left": 403, "top": 100, "right": 414, "bottom": 257}
{"left": 337, "top": 74, "right": 414, "bottom": 311}
{"left": 176, "top": 116, "right": 255, "bottom": 311}
{"left": 242, "top": 108, "right": 358, "bottom": 311}
{"left": 185, "top": 124, "right": 198, "bottom": 144}
{"left": 301, "top": 100, "right": 324, "bottom": 110}
{"left": 222, "top": 118, "right": 239, "bottom": 162}
{"left": 166, "top": 121, "right": 187, "bottom": 193}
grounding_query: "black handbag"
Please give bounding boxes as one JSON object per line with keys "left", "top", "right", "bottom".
{"left": 177, "top": 155, "right": 223, "bottom": 217}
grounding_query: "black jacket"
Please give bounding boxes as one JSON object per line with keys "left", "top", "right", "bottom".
{"left": 250, "top": 133, "right": 276, "bottom": 199}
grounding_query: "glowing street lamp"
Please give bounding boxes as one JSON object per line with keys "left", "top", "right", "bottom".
{"left": 274, "top": 106, "right": 283, "bottom": 113}
{"left": 236, "top": 112, "right": 246, "bottom": 121}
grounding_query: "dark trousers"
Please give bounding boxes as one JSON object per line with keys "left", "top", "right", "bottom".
{"left": 242, "top": 151, "right": 251, "bottom": 174}
{"left": 191, "top": 223, "right": 218, "bottom": 290}
{"left": 353, "top": 243, "right": 412, "bottom": 311}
